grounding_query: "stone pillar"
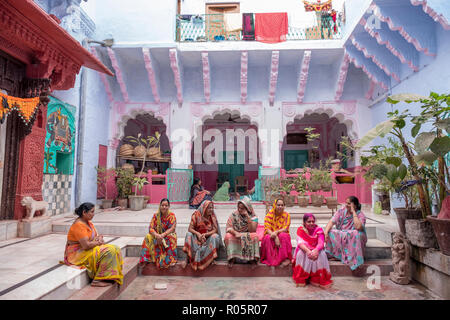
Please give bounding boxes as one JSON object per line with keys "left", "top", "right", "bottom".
{"left": 14, "top": 79, "right": 50, "bottom": 220}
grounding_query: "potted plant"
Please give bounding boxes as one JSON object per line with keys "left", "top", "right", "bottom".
{"left": 115, "top": 167, "right": 134, "bottom": 208}
{"left": 309, "top": 169, "right": 324, "bottom": 207}
{"left": 356, "top": 92, "right": 450, "bottom": 250}
{"left": 294, "top": 176, "right": 309, "bottom": 207}
{"left": 95, "top": 166, "right": 116, "bottom": 209}
{"left": 126, "top": 133, "right": 147, "bottom": 158}
{"left": 280, "top": 178, "right": 295, "bottom": 207}
{"left": 129, "top": 176, "right": 148, "bottom": 211}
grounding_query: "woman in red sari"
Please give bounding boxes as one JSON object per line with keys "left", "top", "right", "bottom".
{"left": 189, "top": 178, "right": 213, "bottom": 209}
{"left": 260, "top": 198, "right": 292, "bottom": 267}
{"left": 293, "top": 213, "right": 332, "bottom": 288}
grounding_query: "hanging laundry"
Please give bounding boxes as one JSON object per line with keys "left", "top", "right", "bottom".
{"left": 255, "top": 12, "right": 288, "bottom": 43}
{"left": 242, "top": 13, "right": 255, "bottom": 41}
{"left": 224, "top": 13, "right": 242, "bottom": 32}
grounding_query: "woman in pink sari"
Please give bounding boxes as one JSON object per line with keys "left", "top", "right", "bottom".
{"left": 260, "top": 198, "right": 292, "bottom": 267}
{"left": 292, "top": 213, "right": 333, "bottom": 288}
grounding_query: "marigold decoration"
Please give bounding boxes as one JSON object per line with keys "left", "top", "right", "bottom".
{"left": 303, "top": 0, "right": 333, "bottom": 12}
{"left": 0, "top": 92, "right": 40, "bottom": 125}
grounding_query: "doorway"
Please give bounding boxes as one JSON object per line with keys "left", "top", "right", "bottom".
{"left": 284, "top": 150, "right": 309, "bottom": 171}
{"left": 218, "top": 151, "right": 244, "bottom": 192}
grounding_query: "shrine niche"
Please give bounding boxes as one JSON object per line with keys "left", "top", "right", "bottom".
{"left": 43, "top": 97, "right": 76, "bottom": 174}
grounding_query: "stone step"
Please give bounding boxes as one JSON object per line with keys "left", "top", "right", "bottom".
{"left": 0, "top": 237, "right": 137, "bottom": 300}
{"left": 68, "top": 257, "right": 139, "bottom": 300}
{"left": 52, "top": 222, "right": 378, "bottom": 240}
{"left": 140, "top": 259, "right": 393, "bottom": 277}
{"left": 125, "top": 238, "right": 391, "bottom": 261}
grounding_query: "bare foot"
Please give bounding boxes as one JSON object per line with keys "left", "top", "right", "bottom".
{"left": 91, "top": 280, "right": 113, "bottom": 287}
{"left": 281, "top": 259, "right": 291, "bottom": 267}
{"left": 320, "top": 283, "right": 332, "bottom": 289}
{"left": 180, "top": 260, "right": 188, "bottom": 269}
{"left": 310, "top": 282, "right": 320, "bottom": 287}
{"left": 296, "top": 283, "right": 306, "bottom": 287}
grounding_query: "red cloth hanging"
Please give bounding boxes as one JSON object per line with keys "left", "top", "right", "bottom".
{"left": 255, "top": 12, "right": 288, "bottom": 43}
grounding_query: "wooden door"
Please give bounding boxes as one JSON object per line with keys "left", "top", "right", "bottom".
{"left": 284, "top": 150, "right": 309, "bottom": 171}
{"left": 218, "top": 151, "right": 244, "bottom": 191}
{"left": 206, "top": 3, "right": 240, "bottom": 41}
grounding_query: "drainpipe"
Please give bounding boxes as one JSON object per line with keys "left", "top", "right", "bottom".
{"left": 75, "top": 38, "right": 89, "bottom": 206}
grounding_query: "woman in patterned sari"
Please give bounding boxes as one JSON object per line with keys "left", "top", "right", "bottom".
{"left": 62, "top": 203, "right": 123, "bottom": 287}
{"left": 293, "top": 213, "right": 333, "bottom": 288}
{"left": 189, "top": 178, "right": 213, "bottom": 209}
{"left": 260, "top": 198, "right": 292, "bottom": 267}
{"left": 224, "top": 197, "right": 259, "bottom": 267}
{"left": 182, "top": 200, "right": 222, "bottom": 270}
{"left": 324, "top": 196, "right": 367, "bottom": 271}
{"left": 140, "top": 198, "right": 177, "bottom": 268}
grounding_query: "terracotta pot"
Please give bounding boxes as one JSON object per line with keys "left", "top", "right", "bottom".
{"left": 128, "top": 195, "right": 146, "bottom": 211}
{"left": 322, "top": 183, "right": 332, "bottom": 192}
{"left": 134, "top": 145, "right": 146, "bottom": 158}
{"left": 326, "top": 197, "right": 338, "bottom": 209}
{"left": 405, "top": 219, "right": 438, "bottom": 248}
{"left": 394, "top": 208, "right": 422, "bottom": 235}
{"left": 116, "top": 198, "right": 128, "bottom": 208}
{"left": 285, "top": 195, "right": 295, "bottom": 207}
{"left": 101, "top": 199, "right": 113, "bottom": 209}
{"left": 427, "top": 216, "right": 450, "bottom": 256}
{"left": 308, "top": 182, "right": 320, "bottom": 192}
{"left": 311, "top": 194, "right": 324, "bottom": 207}
{"left": 298, "top": 196, "right": 309, "bottom": 207}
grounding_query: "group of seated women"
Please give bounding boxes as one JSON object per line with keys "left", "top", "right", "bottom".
{"left": 63, "top": 194, "right": 367, "bottom": 288}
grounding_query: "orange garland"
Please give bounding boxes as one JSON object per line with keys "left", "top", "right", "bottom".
{"left": 0, "top": 92, "right": 40, "bottom": 125}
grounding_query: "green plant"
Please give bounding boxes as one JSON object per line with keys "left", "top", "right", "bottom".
{"left": 305, "top": 126, "right": 320, "bottom": 148}
{"left": 115, "top": 167, "right": 134, "bottom": 199}
{"left": 95, "top": 166, "right": 116, "bottom": 199}
{"left": 356, "top": 92, "right": 450, "bottom": 218}
{"left": 132, "top": 176, "right": 148, "bottom": 196}
{"left": 294, "top": 176, "right": 308, "bottom": 195}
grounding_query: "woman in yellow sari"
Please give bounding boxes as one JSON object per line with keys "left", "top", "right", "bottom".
{"left": 63, "top": 203, "right": 123, "bottom": 287}
{"left": 140, "top": 198, "right": 177, "bottom": 268}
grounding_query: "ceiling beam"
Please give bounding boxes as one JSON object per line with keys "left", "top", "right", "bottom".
{"left": 106, "top": 47, "right": 130, "bottom": 102}
{"left": 268, "top": 50, "right": 280, "bottom": 106}
{"left": 169, "top": 48, "right": 183, "bottom": 104}
{"left": 201, "top": 52, "right": 211, "bottom": 103}
{"left": 334, "top": 53, "right": 350, "bottom": 101}
{"left": 297, "top": 50, "right": 311, "bottom": 103}
{"left": 142, "top": 48, "right": 160, "bottom": 103}
{"left": 89, "top": 47, "right": 114, "bottom": 103}
{"left": 240, "top": 51, "right": 248, "bottom": 104}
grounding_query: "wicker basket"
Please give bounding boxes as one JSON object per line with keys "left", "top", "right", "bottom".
{"left": 121, "top": 163, "right": 135, "bottom": 173}
{"left": 146, "top": 147, "right": 160, "bottom": 158}
{"left": 134, "top": 145, "right": 146, "bottom": 158}
{"left": 119, "top": 144, "right": 134, "bottom": 156}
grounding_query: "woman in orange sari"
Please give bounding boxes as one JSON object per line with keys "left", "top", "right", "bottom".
{"left": 182, "top": 200, "right": 222, "bottom": 270}
{"left": 140, "top": 198, "right": 177, "bottom": 268}
{"left": 260, "top": 198, "right": 292, "bottom": 267}
{"left": 63, "top": 203, "right": 123, "bottom": 287}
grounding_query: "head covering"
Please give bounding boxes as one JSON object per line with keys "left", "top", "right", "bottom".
{"left": 237, "top": 196, "right": 254, "bottom": 216}
{"left": 156, "top": 199, "right": 172, "bottom": 234}
{"left": 331, "top": 159, "right": 341, "bottom": 164}
{"left": 302, "top": 213, "right": 317, "bottom": 232}
{"left": 271, "top": 197, "right": 285, "bottom": 214}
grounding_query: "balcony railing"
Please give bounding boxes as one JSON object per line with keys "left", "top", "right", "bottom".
{"left": 175, "top": 13, "right": 344, "bottom": 42}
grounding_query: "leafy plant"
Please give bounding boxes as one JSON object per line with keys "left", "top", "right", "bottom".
{"left": 305, "top": 127, "right": 320, "bottom": 149}
{"left": 132, "top": 176, "right": 148, "bottom": 195}
{"left": 115, "top": 167, "right": 134, "bottom": 199}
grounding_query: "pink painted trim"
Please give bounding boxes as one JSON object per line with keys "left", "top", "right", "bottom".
{"left": 350, "top": 35, "right": 400, "bottom": 82}
{"left": 89, "top": 47, "right": 114, "bottom": 103}
{"left": 106, "top": 47, "right": 130, "bottom": 102}
{"left": 282, "top": 100, "right": 357, "bottom": 106}
{"left": 190, "top": 102, "right": 262, "bottom": 107}
{"left": 411, "top": 0, "right": 450, "bottom": 30}
{"left": 142, "top": 48, "right": 160, "bottom": 103}
{"left": 268, "top": 51, "right": 280, "bottom": 105}
{"left": 361, "top": 18, "right": 419, "bottom": 72}
{"left": 201, "top": 52, "right": 211, "bottom": 103}
{"left": 365, "top": 81, "right": 376, "bottom": 100}
{"left": 297, "top": 50, "right": 311, "bottom": 103}
{"left": 346, "top": 52, "right": 389, "bottom": 90}
{"left": 240, "top": 51, "right": 248, "bottom": 104}
{"left": 334, "top": 54, "right": 350, "bottom": 101}
{"left": 372, "top": 4, "right": 436, "bottom": 57}
{"left": 169, "top": 48, "right": 183, "bottom": 104}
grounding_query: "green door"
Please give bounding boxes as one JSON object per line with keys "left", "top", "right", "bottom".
{"left": 284, "top": 150, "right": 308, "bottom": 171}
{"left": 218, "top": 151, "right": 244, "bottom": 191}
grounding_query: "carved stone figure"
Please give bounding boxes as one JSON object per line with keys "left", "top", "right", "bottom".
{"left": 20, "top": 196, "right": 49, "bottom": 219}
{"left": 389, "top": 232, "right": 410, "bottom": 285}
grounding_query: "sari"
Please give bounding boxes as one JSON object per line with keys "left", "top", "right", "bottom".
{"left": 183, "top": 200, "right": 222, "bottom": 270}
{"left": 63, "top": 220, "right": 123, "bottom": 285}
{"left": 260, "top": 200, "right": 292, "bottom": 266}
{"left": 224, "top": 198, "right": 259, "bottom": 262}
{"left": 140, "top": 208, "right": 177, "bottom": 268}
{"left": 293, "top": 225, "right": 333, "bottom": 286}
{"left": 325, "top": 207, "right": 367, "bottom": 270}
{"left": 189, "top": 185, "right": 212, "bottom": 209}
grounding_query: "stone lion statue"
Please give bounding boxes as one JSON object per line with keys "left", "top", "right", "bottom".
{"left": 20, "top": 197, "right": 49, "bottom": 219}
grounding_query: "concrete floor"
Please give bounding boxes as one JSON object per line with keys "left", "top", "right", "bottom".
{"left": 117, "top": 275, "right": 442, "bottom": 300}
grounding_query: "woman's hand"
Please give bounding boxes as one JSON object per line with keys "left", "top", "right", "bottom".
{"left": 94, "top": 236, "right": 104, "bottom": 245}
{"left": 324, "top": 232, "right": 329, "bottom": 243}
{"left": 310, "top": 249, "right": 319, "bottom": 261}
{"left": 270, "top": 230, "right": 277, "bottom": 239}
{"left": 235, "top": 232, "right": 242, "bottom": 238}
{"left": 274, "top": 235, "right": 281, "bottom": 247}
